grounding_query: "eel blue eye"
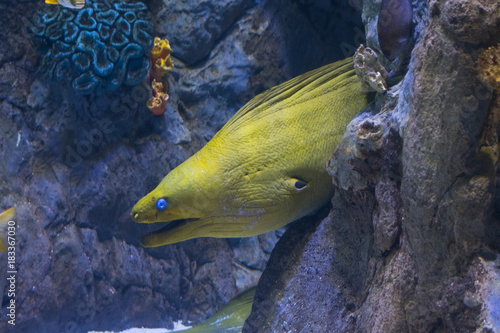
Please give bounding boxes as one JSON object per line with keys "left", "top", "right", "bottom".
{"left": 156, "top": 198, "right": 167, "bottom": 210}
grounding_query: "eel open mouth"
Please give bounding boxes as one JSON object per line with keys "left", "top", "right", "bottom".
{"left": 140, "top": 218, "right": 199, "bottom": 247}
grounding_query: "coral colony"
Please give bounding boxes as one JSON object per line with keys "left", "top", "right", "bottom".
{"left": 29, "top": 0, "right": 153, "bottom": 94}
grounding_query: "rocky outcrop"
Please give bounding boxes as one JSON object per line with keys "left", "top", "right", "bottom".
{"left": 244, "top": 0, "right": 500, "bottom": 332}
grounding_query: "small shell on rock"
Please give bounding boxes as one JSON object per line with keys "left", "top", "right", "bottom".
{"left": 354, "top": 45, "right": 389, "bottom": 93}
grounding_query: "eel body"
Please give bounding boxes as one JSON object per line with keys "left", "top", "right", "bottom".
{"left": 177, "top": 287, "right": 255, "bottom": 333}
{"left": 131, "top": 57, "right": 372, "bottom": 247}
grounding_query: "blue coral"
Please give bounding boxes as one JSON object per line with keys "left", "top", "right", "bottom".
{"left": 29, "top": 0, "right": 153, "bottom": 95}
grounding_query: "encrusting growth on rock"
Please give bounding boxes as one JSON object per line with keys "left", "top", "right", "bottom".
{"left": 478, "top": 43, "right": 500, "bottom": 92}
{"left": 354, "top": 45, "right": 388, "bottom": 93}
{"left": 477, "top": 44, "right": 500, "bottom": 181}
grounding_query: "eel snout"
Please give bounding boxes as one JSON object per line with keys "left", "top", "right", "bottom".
{"left": 131, "top": 211, "right": 140, "bottom": 222}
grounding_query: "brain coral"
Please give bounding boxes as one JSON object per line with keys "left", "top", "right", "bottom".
{"left": 29, "top": 0, "right": 153, "bottom": 94}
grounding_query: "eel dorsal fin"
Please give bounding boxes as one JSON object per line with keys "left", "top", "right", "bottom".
{"left": 219, "top": 57, "right": 356, "bottom": 136}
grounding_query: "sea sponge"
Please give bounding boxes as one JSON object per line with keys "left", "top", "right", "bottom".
{"left": 29, "top": 0, "right": 153, "bottom": 95}
{"left": 150, "top": 37, "right": 174, "bottom": 81}
{"left": 147, "top": 80, "right": 169, "bottom": 115}
{"left": 478, "top": 43, "right": 500, "bottom": 91}
{"left": 146, "top": 37, "right": 174, "bottom": 115}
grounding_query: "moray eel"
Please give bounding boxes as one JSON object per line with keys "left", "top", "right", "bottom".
{"left": 177, "top": 287, "right": 255, "bottom": 333}
{"left": 131, "top": 57, "right": 373, "bottom": 247}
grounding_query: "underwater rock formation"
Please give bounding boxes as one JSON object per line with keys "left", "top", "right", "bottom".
{"left": 244, "top": 0, "right": 500, "bottom": 332}
{"left": 29, "top": 0, "right": 153, "bottom": 94}
{"left": 154, "top": 0, "right": 255, "bottom": 66}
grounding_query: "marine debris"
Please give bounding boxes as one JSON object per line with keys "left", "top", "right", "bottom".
{"left": 146, "top": 37, "right": 174, "bottom": 115}
{"left": 29, "top": 0, "right": 153, "bottom": 94}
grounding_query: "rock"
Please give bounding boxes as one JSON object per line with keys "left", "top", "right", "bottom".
{"left": 244, "top": 205, "right": 366, "bottom": 333}
{"left": 441, "top": 0, "right": 500, "bottom": 45}
{"left": 155, "top": 0, "right": 254, "bottom": 66}
{"left": 475, "top": 255, "right": 500, "bottom": 331}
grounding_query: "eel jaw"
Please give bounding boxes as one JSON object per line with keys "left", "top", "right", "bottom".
{"left": 140, "top": 218, "right": 200, "bottom": 247}
{"left": 140, "top": 215, "right": 268, "bottom": 248}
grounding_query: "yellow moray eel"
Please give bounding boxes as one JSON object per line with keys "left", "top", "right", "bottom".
{"left": 177, "top": 287, "right": 255, "bottom": 333}
{"left": 131, "top": 57, "right": 372, "bottom": 247}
